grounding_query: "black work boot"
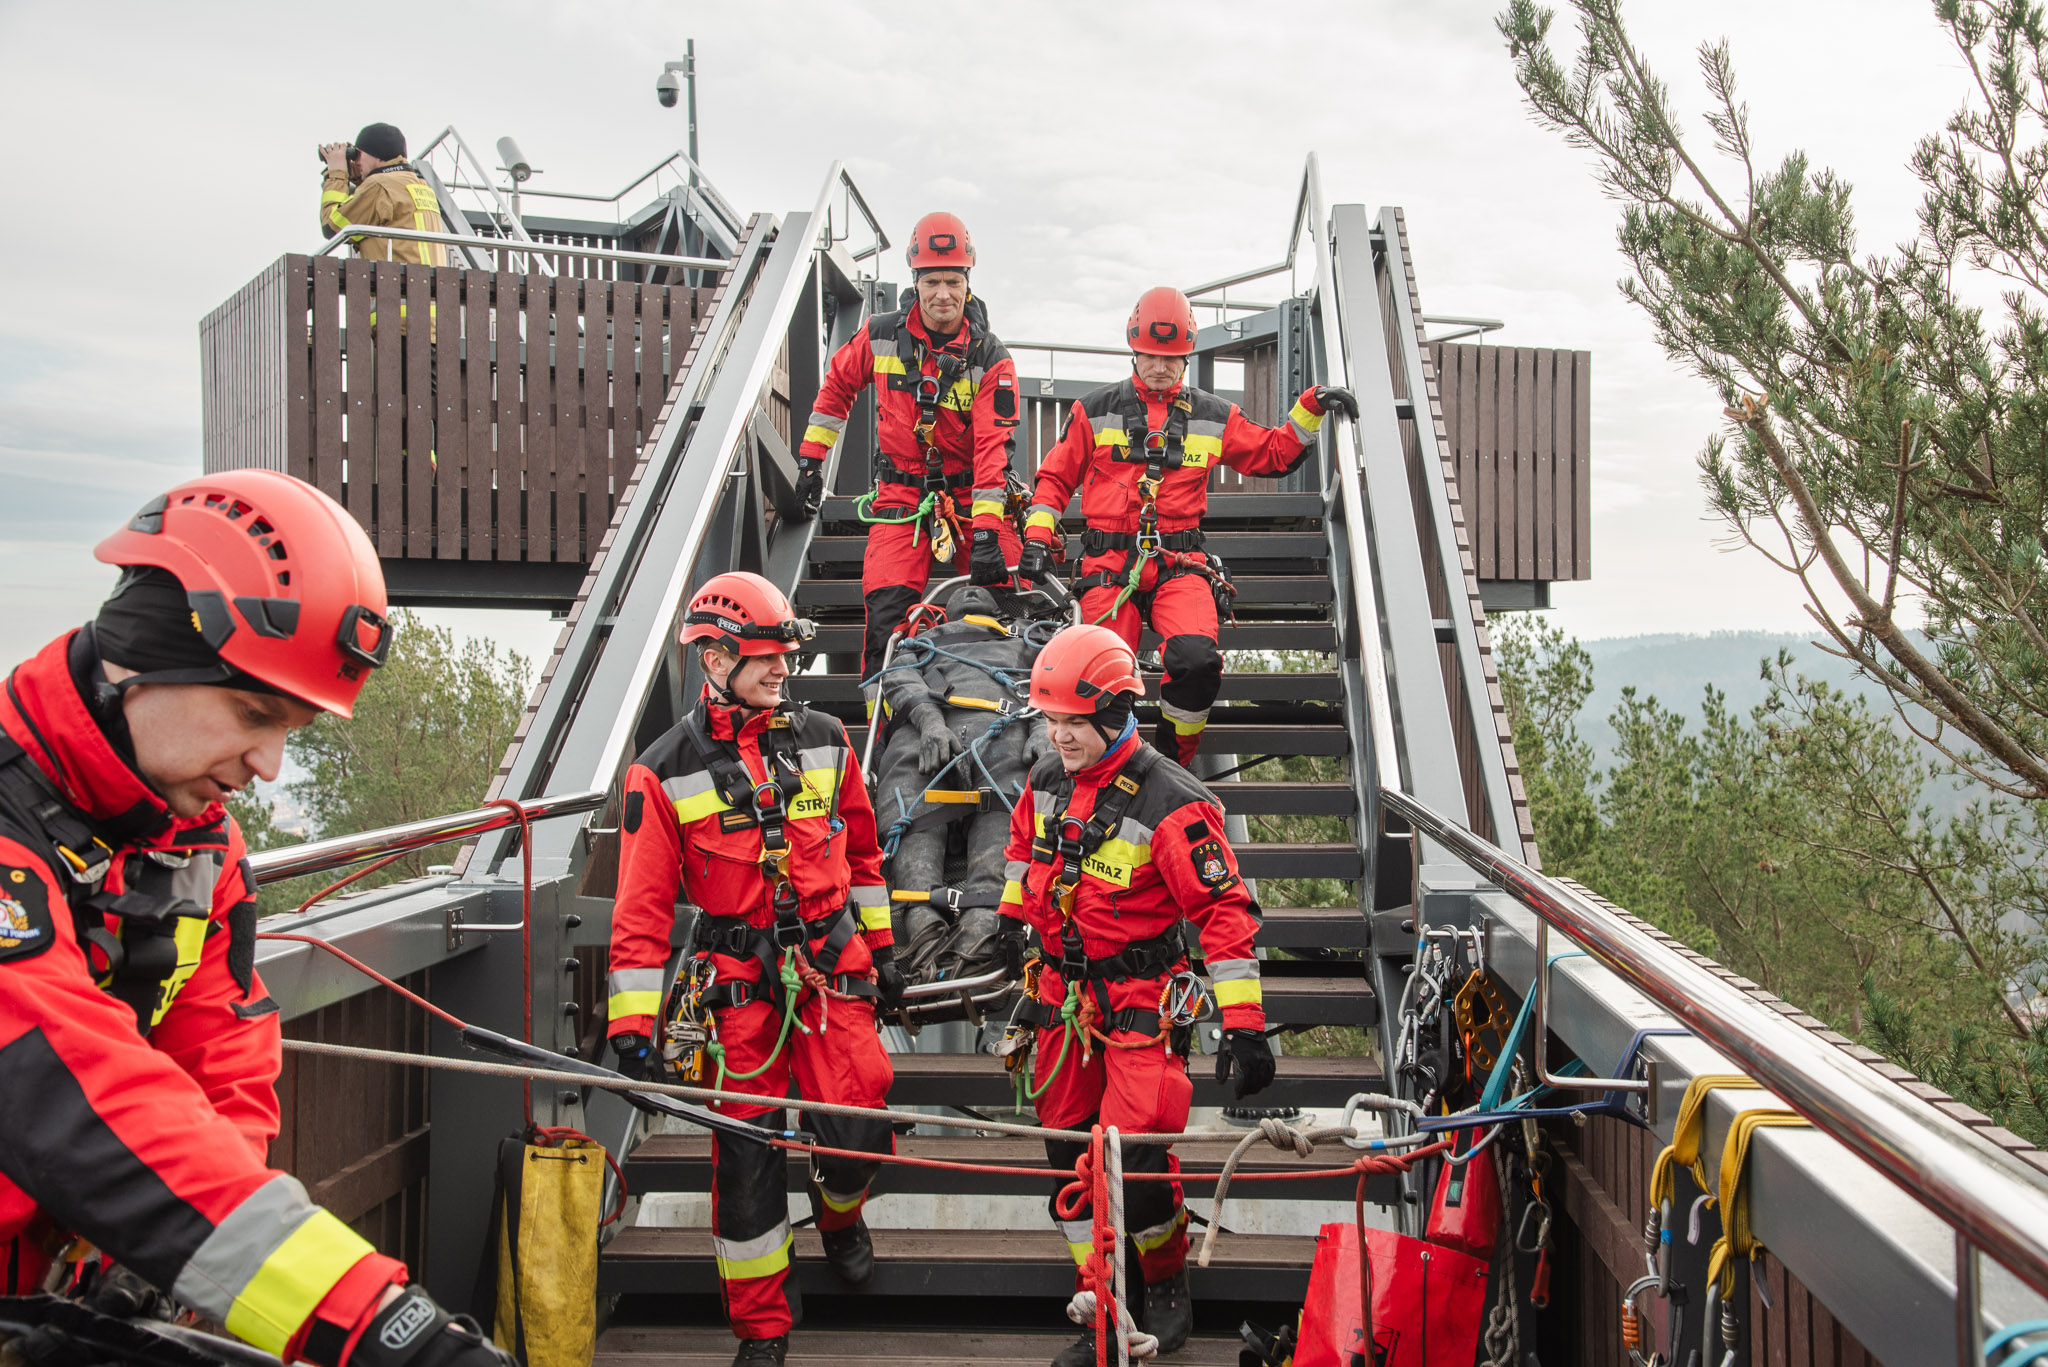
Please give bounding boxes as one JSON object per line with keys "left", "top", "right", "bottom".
{"left": 732, "top": 1336, "right": 788, "bottom": 1366}
{"left": 1050, "top": 1328, "right": 1100, "bottom": 1367}
{"left": 1144, "top": 1267, "right": 1193, "bottom": 1353}
{"left": 819, "top": 1216, "right": 875, "bottom": 1286}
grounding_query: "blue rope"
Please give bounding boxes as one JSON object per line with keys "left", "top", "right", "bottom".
{"left": 877, "top": 706, "right": 1032, "bottom": 857}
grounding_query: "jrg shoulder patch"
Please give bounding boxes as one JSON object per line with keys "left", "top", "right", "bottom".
{"left": 1186, "top": 838, "right": 1238, "bottom": 895}
{"left": 0, "top": 864, "right": 55, "bottom": 963}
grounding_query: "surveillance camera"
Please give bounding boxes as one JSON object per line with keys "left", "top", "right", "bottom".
{"left": 496, "top": 136, "right": 533, "bottom": 184}
{"left": 655, "top": 70, "right": 680, "bottom": 108}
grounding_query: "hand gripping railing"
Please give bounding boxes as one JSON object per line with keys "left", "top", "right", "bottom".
{"left": 310, "top": 223, "right": 731, "bottom": 273}
{"left": 1380, "top": 784, "right": 2048, "bottom": 1312}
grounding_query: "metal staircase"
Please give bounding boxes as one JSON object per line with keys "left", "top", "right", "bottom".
{"left": 227, "top": 153, "right": 2048, "bottom": 1367}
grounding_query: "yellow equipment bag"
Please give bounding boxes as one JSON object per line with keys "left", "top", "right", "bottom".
{"left": 479, "top": 1126, "right": 621, "bottom": 1367}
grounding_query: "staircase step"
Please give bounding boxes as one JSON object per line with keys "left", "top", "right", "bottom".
{"left": 1214, "top": 782, "right": 1354, "bottom": 816}
{"left": 1234, "top": 842, "right": 1363, "bottom": 880}
{"left": 804, "top": 531, "right": 1331, "bottom": 566}
{"left": 817, "top": 492, "right": 1325, "bottom": 526}
{"left": 885, "top": 1051, "right": 1382, "bottom": 1109}
{"left": 599, "top": 1226, "right": 1316, "bottom": 1302}
{"left": 595, "top": 1325, "right": 1249, "bottom": 1366}
{"left": 1257, "top": 906, "right": 1369, "bottom": 949}
{"left": 842, "top": 723, "right": 1349, "bottom": 758}
{"left": 794, "top": 577, "right": 1333, "bottom": 608}
{"left": 806, "top": 622, "right": 1336, "bottom": 656}
{"left": 625, "top": 1133, "right": 1398, "bottom": 1203}
{"left": 784, "top": 671, "right": 1342, "bottom": 706}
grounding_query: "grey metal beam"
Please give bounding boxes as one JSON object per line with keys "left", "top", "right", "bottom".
{"left": 1375, "top": 207, "right": 1524, "bottom": 859}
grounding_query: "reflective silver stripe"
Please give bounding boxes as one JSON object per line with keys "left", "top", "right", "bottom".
{"left": 972, "top": 487, "right": 1006, "bottom": 503}
{"left": 1132, "top": 1210, "right": 1186, "bottom": 1252}
{"left": 798, "top": 745, "right": 844, "bottom": 773}
{"left": 1027, "top": 503, "right": 1062, "bottom": 522}
{"left": 1114, "top": 816, "right": 1157, "bottom": 848}
{"left": 1207, "top": 957, "right": 1260, "bottom": 983}
{"left": 1186, "top": 419, "right": 1228, "bottom": 440}
{"left": 662, "top": 772, "right": 718, "bottom": 804}
{"left": 1158, "top": 699, "right": 1209, "bottom": 725}
{"left": 164, "top": 852, "right": 220, "bottom": 908}
{"left": 1092, "top": 414, "right": 1128, "bottom": 434}
{"left": 805, "top": 412, "right": 847, "bottom": 436}
{"left": 1031, "top": 789, "right": 1061, "bottom": 814}
{"left": 1057, "top": 1218, "right": 1094, "bottom": 1246}
{"left": 713, "top": 1220, "right": 792, "bottom": 1266}
{"left": 850, "top": 883, "right": 889, "bottom": 908}
{"left": 171, "top": 1174, "right": 322, "bottom": 1321}
{"left": 1288, "top": 415, "right": 1315, "bottom": 445}
{"left": 1004, "top": 858, "right": 1030, "bottom": 881}
{"left": 608, "top": 967, "right": 666, "bottom": 997}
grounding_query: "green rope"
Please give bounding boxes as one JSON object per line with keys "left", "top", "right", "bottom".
{"left": 854, "top": 489, "right": 937, "bottom": 548}
{"left": 1090, "top": 546, "right": 1152, "bottom": 625}
{"left": 708, "top": 950, "right": 805, "bottom": 1086}
{"left": 1012, "top": 991, "right": 1083, "bottom": 1108}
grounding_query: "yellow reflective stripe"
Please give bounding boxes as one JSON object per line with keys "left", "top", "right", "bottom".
{"left": 857, "top": 902, "right": 892, "bottom": 932}
{"left": 1164, "top": 713, "right": 1207, "bottom": 736}
{"left": 1290, "top": 400, "right": 1324, "bottom": 432}
{"left": 609, "top": 990, "right": 662, "bottom": 1021}
{"left": 1025, "top": 509, "right": 1058, "bottom": 533}
{"left": 804, "top": 424, "right": 843, "bottom": 450}
{"left": 149, "top": 914, "right": 211, "bottom": 1027}
{"left": 716, "top": 1233, "right": 794, "bottom": 1281}
{"left": 1094, "top": 428, "right": 1130, "bottom": 448}
{"left": 1000, "top": 879, "right": 1024, "bottom": 907}
{"left": 872, "top": 355, "right": 907, "bottom": 376}
{"left": 671, "top": 787, "right": 732, "bottom": 826}
{"left": 1066, "top": 1240, "right": 1093, "bottom": 1267}
{"left": 1182, "top": 434, "right": 1222, "bottom": 468}
{"left": 818, "top": 1187, "right": 865, "bottom": 1214}
{"left": 1132, "top": 1210, "right": 1187, "bottom": 1253}
{"left": 1213, "top": 978, "right": 1263, "bottom": 1008}
{"left": 945, "top": 377, "right": 976, "bottom": 410}
{"left": 672, "top": 767, "right": 839, "bottom": 824}
{"left": 970, "top": 499, "right": 1005, "bottom": 519}
{"left": 221, "top": 1212, "right": 375, "bottom": 1355}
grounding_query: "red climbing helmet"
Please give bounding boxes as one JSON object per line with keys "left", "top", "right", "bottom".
{"left": 906, "top": 211, "right": 975, "bottom": 276}
{"left": 1029, "top": 625, "right": 1144, "bottom": 715}
{"left": 680, "top": 572, "right": 814, "bottom": 657}
{"left": 93, "top": 469, "right": 391, "bottom": 718}
{"left": 1127, "top": 286, "right": 1197, "bottom": 357}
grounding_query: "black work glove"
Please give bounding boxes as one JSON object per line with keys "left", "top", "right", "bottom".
{"left": 81, "top": 1263, "right": 170, "bottom": 1321}
{"left": 995, "top": 914, "right": 1030, "bottom": 977}
{"left": 969, "top": 527, "right": 1009, "bottom": 586}
{"left": 911, "top": 704, "right": 965, "bottom": 774}
{"left": 1016, "top": 539, "right": 1051, "bottom": 584}
{"left": 611, "top": 1032, "right": 655, "bottom": 1082}
{"left": 1216, "top": 1028, "right": 1277, "bottom": 1100}
{"left": 871, "top": 946, "right": 907, "bottom": 1010}
{"left": 795, "top": 457, "right": 826, "bottom": 519}
{"left": 343, "top": 1286, "right": 514, "bottom": 1367}
{"left": 1312, "top": 386, "right": 1360, "bottom": 421}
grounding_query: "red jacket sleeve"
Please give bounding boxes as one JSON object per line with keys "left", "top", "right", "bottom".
{"left": 798, "top": 326, "right": 878, "bottom": 464}
{"left": 1024, "top": 402, "right": 1093, "bottom": 546}
{"left": 968, "top": 353, "right": 1022, "bottom": 533}
{"left": 832, "top": 724, "right": 893, "bottom": 950}
{"left": 1148, "top": 801, "right": 1265, "bottom": 1031}
{"left": 607, "top": 763, "right": 683, "bottom": 1038}
{"left": 147, "top": 823, "right": 281, "bottom": 1158}
{"left": 0, "top": 834, "right": 400, "bottom": 1353}
{"left": 1218, "top": 388, "right": 1328, "bottom": 477}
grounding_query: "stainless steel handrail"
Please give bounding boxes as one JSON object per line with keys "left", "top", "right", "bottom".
{"left": 312, "top": 224, "right": 731, "bottom": 271}
{"left": 248, "top": 789, "right": 605, "bottom": 885}
{"left": 1381, "top": 784, "right": 2048, "bottom": 1301}
{"left": 1006, "top": 340, "right": 1130, "bottom": 357}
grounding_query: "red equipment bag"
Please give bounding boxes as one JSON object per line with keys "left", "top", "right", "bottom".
{"left": 1293, "top": 1221, "right": 1489, "bottom": 1367}
{"left": 1424, "top": 1134, "right": 1502, "bottom": 1258}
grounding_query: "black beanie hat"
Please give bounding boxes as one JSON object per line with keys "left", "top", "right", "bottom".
{"left": 354, "top": 123, "right": 407, "bottom": 161}
{"left": 1089, "top": 692, "right": 1135, "bottom": 744}
{"left": 94, "top": 566, "right": 290, "bottom": 699}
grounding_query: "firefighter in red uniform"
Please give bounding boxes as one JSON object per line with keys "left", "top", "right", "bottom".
{"left": 995, "top": 624, "right": 1276, "bottom": 1366}
{"left": 0, "top": 470, "right": 505, "bottom": 1367}
{"left": 792, "top": 211, "right": 1025, "bottom": 683}
{"left": 606, "top": 572, "right": 900, "bottom": 1367}
{"left": 1016, "top": 286, "right": 1360, "bottom": 767}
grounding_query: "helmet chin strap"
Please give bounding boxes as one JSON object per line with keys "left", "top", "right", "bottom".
{"left": 710, "top": 653, "right": 781, "bottom": 718}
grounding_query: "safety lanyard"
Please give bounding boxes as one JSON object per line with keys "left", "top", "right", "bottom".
{"left": 905, "top": 335, "right": 970, "bottom": 485}
{"left": 1117, "top": 386, "right": 1193, "bottom": 553}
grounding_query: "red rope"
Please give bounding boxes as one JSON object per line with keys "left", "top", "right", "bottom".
{"left": 254, "top": 932, "right": 467, "bottom": 1030}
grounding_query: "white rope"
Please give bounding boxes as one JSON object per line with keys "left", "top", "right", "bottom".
{"left": 1063, "top": 1128, "right": 1157, "bottom": 1362}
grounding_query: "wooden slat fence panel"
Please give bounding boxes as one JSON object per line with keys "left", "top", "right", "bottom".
{"left": 202, "top": 256, "right": 709, "bottom": 567}
{"left": 1430, "top": 339, "right": 1592, "bottom": 583}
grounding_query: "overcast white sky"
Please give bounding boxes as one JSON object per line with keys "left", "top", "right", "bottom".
{"left": 0, "top": 0, "right": 1967, "bottom": 669}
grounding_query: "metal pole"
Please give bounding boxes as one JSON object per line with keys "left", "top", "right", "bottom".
{"left": 685, "top": 40, "right": 700, "bottom": 286}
